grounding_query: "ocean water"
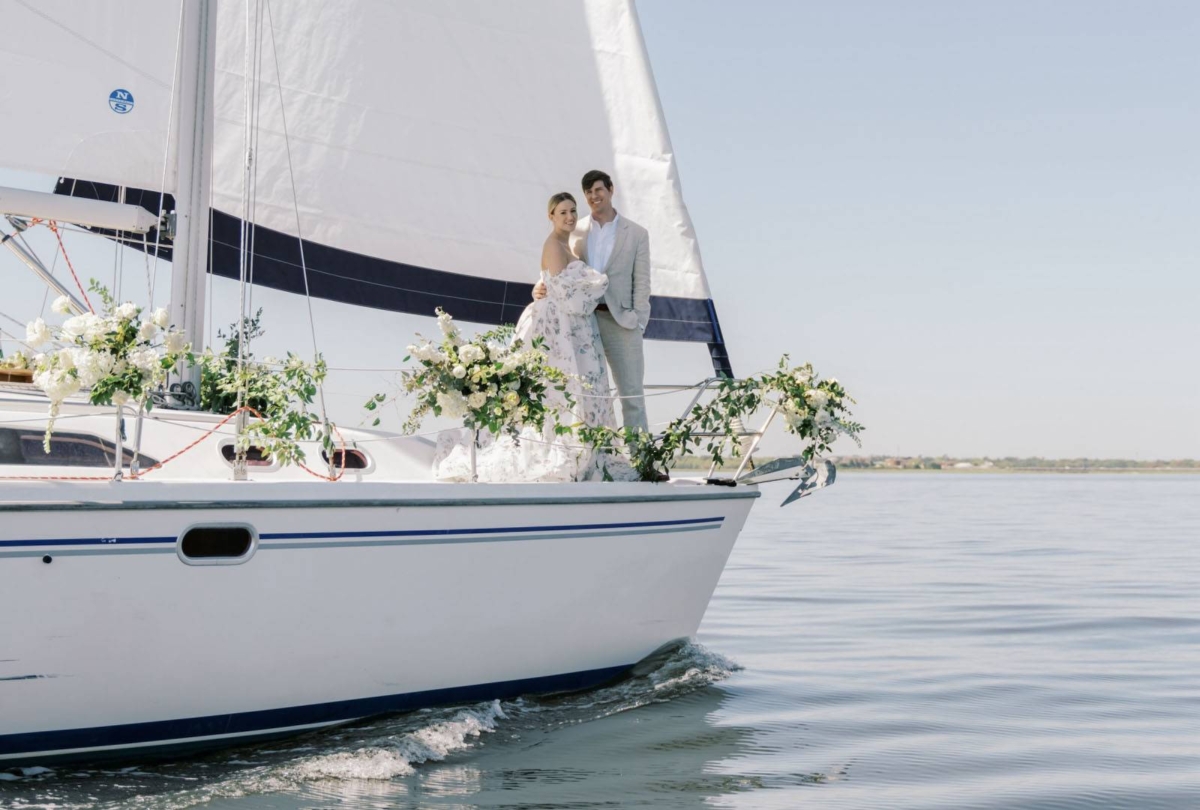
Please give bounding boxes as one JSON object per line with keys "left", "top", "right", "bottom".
{"left": 3, "top": 473, "right": 1198, "bottom": 809}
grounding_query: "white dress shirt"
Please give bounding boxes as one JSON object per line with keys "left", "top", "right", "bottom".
{"left": 587, "top": 213, "right": 620, "bottom": 273}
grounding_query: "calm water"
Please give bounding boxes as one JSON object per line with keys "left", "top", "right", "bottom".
{"left": 4, "top": 474, "right": 1199, "bottom": 809}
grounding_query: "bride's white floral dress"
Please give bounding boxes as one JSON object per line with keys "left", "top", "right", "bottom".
{"left": 433, "top": 261, "right": 636, "bottom": 482}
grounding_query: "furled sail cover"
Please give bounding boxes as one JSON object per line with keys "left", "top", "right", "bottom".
{"left": 206, "top": 0, "right": 722, "bottom": 344}
{"left": 0, "top": 0, "right": 181, "bottom": 193}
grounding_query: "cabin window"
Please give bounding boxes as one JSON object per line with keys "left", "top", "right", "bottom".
{"left": 178, "top": 525, "right": 256, "bottom": 565}
{"left": 0, "top": 427, "right": 157, "bottom": 468}
{"left": 219, "top": 444, "right": 273, "bottom": 467}
{"left": 321, "top": 448, "right": 369, "bottom": 470}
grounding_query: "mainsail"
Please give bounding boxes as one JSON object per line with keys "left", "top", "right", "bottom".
{"left": 6, "top": 0, "right": 731, "bottom": 371}
{"left": 0, "top": 0, "right": 181, "bottom": 192}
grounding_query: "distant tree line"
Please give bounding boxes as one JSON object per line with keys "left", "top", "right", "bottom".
{"left": 834, "top": 456, "right": 1200, "bottom": 471}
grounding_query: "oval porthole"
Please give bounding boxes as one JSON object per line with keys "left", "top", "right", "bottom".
{"left": 220, "top": 444, "right": 273, "bottom": 467}
{"left": 178, "top": 525, "right": 257, "bottom": 566}
{"left": 321, "top": 448, "right": 370, "bottom": 470}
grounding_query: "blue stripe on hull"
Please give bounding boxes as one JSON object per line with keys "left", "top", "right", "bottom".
{"left": 0, "top": 516, "right": 724, "bottom": 550}
{"left": 0, "top": 663, "right": 633, "bottom": 767}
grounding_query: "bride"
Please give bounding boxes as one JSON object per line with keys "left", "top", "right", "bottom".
{"left": 433, "top": 192, "right": 636, "bottom": 482}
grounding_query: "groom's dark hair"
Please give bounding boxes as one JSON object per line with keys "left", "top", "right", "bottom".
{"left": 581, "top": 169, "right": 613, "bottom": 191}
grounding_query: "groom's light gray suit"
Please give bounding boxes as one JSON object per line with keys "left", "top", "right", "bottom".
{"left": 572, "top": 214, "right": 650, "bottom": 433}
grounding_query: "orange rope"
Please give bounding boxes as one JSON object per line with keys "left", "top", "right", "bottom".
{"left": 128, "top": 406, "right": 263, "bottom": 479}
{"left": 0, "top": 407, "right": 349, "bottom": 482}
{"left": 297, "top": 423, "right": 348, "bottom": 481}
{"left": 46, "top": 221, "right": 94, "bottom": 313}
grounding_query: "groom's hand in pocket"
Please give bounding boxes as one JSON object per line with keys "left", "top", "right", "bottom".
{"left": 533, "top": 280, "right": 547, "bottom": 300}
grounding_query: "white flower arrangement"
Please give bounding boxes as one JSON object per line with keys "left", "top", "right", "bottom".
{"left": 579, "top": 355, "right": 863, "bottom": 481}
{"left": 763, "top": 358, "right": 862, "bottom": 459}
{"left": 366, "top": 307, "right": 571, "bottom": 438}
{"left": 27, "top": 281, "right": 189, "bottom": 450}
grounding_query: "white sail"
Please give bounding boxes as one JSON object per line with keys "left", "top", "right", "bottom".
{"left": 0, "top": 0, "right": 183, "bottom": 193}
{"left": 209, "top": 0, "right": 716, "bottom": 339}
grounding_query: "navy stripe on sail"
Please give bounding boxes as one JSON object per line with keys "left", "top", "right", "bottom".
{"left": 53, "top": 179, "right": 718, "bottom": 343}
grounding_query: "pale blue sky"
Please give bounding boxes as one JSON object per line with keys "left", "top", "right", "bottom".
{"left": 2, "top": 1, "right": 1196, "bottom": 459}
{"left": 637, "top": 0, "right": 1199, "bottom": 459}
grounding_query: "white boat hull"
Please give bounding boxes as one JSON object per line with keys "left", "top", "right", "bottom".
{"left": 0, "top": 481, "right": 756, "bottom": 766}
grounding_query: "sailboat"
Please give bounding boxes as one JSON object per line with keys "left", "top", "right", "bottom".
{"left": 0, "top": 0, "right": 784, "bottom": 767}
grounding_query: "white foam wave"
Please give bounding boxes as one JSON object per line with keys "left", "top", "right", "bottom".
{"left": 286, "top": 699, "right": 507, "bottom": 781}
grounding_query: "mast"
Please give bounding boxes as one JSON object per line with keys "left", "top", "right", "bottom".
{"left": 167, "top": 0, "right": 217, "bottom": 396}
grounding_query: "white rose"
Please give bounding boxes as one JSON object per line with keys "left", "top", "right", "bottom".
{"left": 452, "top": 365, "right": 467, "bottom": 379}
{"left": 467, "top": 391, "right": 487, "bottom": 409}
{"left": 25, "top": 317, "right": 52, "bottom": 348}
{"left": 164, "top": 330, "right": 188, "bottom": 354}
{"left": 61, "top": 314, "right": 88, "bottom": 339}
{"left": 51, "top": 295, "right": 74, "bottom": 315}
{"left": 805, "top": 389, "right": 829, "bottom": 410}
{"left": 137, "top": 320, "right": 158, "bottom": 342}
{"left": 82, "top": 314, "right": 108, "bottom": 343}
{"left": 111, "top": 390, "right": 130, "bottom": 406}
{"left": 793, "top": 369, "right": 812, "bottom": 384}
{"left": 152, "top": 307, "right": 170, "bottom": 329}
{"left": 114, "top": 302, "right": 139, "bottom": 321}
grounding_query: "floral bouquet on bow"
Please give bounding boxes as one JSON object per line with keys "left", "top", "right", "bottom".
{"left": 25, "top": 281, "right": 189, "bottom": 449}
{"left": 372, "top": 308, "right": 572, "bottom": 439}
{"left": 761, "top": 357, "right": 863, "bottom": 461}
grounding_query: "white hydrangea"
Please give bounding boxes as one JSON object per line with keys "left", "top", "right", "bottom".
{"left": 436, "top": 390, "right": 468, "bottom": 418}
{"left": 26, "top": 317, "right": 52, "bottom": 348}
{"left": 56, "top": 348, "right": 77, "bottom": 371}
{"left": 33, "top": 366, "right": 79, "bottom": 402}
{"left": 137, "top": 320, "right": 158, "bottom": 342}
{"left": 129, "top": 348, "right": 161, "bottom": 372}
{"left": 111, "top": 390, "right": 130, "bottom": 406}
{"left": 793, "top": 368, "right": 812, "bottom": 384}
{"left": 151, "top": 307, "right": 170, "bottom": 329}
{"left": 51, "top": 295, "right": 74, "bottom": 316}
{"left": 804, "top": 388, "right": 829, "bottom": 410}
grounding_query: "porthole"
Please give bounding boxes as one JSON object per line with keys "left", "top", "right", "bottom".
{"left": 321, "top": 448, "right": 370, "bottom": 470}
{"left": 178, "top": 524, "right": 257, "bottom": 566}
{"left": 219, "top": 443, "right": 273, "bottom": 467}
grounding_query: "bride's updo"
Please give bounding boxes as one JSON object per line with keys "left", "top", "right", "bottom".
{"left": 547, "top": 191, "right": 576, "bottom": 213}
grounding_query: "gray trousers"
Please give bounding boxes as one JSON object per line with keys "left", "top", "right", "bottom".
{"left": 595, "top": 309, "right": 648, "bottom": 433}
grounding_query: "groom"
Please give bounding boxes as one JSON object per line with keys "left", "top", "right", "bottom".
{"left": 535, "top": 169, "right": 650, "bottom": 433}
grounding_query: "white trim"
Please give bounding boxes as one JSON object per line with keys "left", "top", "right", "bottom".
{"left": 0, "top": 719, "right": 348, "bottom": 763}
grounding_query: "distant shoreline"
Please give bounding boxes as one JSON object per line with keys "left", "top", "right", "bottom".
{"left": 671, "top": 455, "right": 1199, "bottom": 475}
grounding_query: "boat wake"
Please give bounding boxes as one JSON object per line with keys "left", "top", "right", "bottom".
{"left": 0, "top": 641, "right": 738, "bottom": 809}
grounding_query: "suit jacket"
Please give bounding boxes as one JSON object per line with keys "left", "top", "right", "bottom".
{"left": 571, "top": 214, "right": 651, "bottom": 332}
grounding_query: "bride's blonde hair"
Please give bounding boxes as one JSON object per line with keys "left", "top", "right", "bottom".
{"left": 547, "top": 191, "right": 576, "bottom": 214}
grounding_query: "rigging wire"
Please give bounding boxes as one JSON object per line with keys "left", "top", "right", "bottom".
{"left": 148, "top": 0, "right": 187, "bottom": 311}
{"left": 264, "top": 0, "right": 333, "bottom": 442}
{"left": 234, "top": 0, "right": 265, "bottom": 420}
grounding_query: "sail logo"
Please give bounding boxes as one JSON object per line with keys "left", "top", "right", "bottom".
{"left": 108, "top": 89, "right": 135, "bottom": 114}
